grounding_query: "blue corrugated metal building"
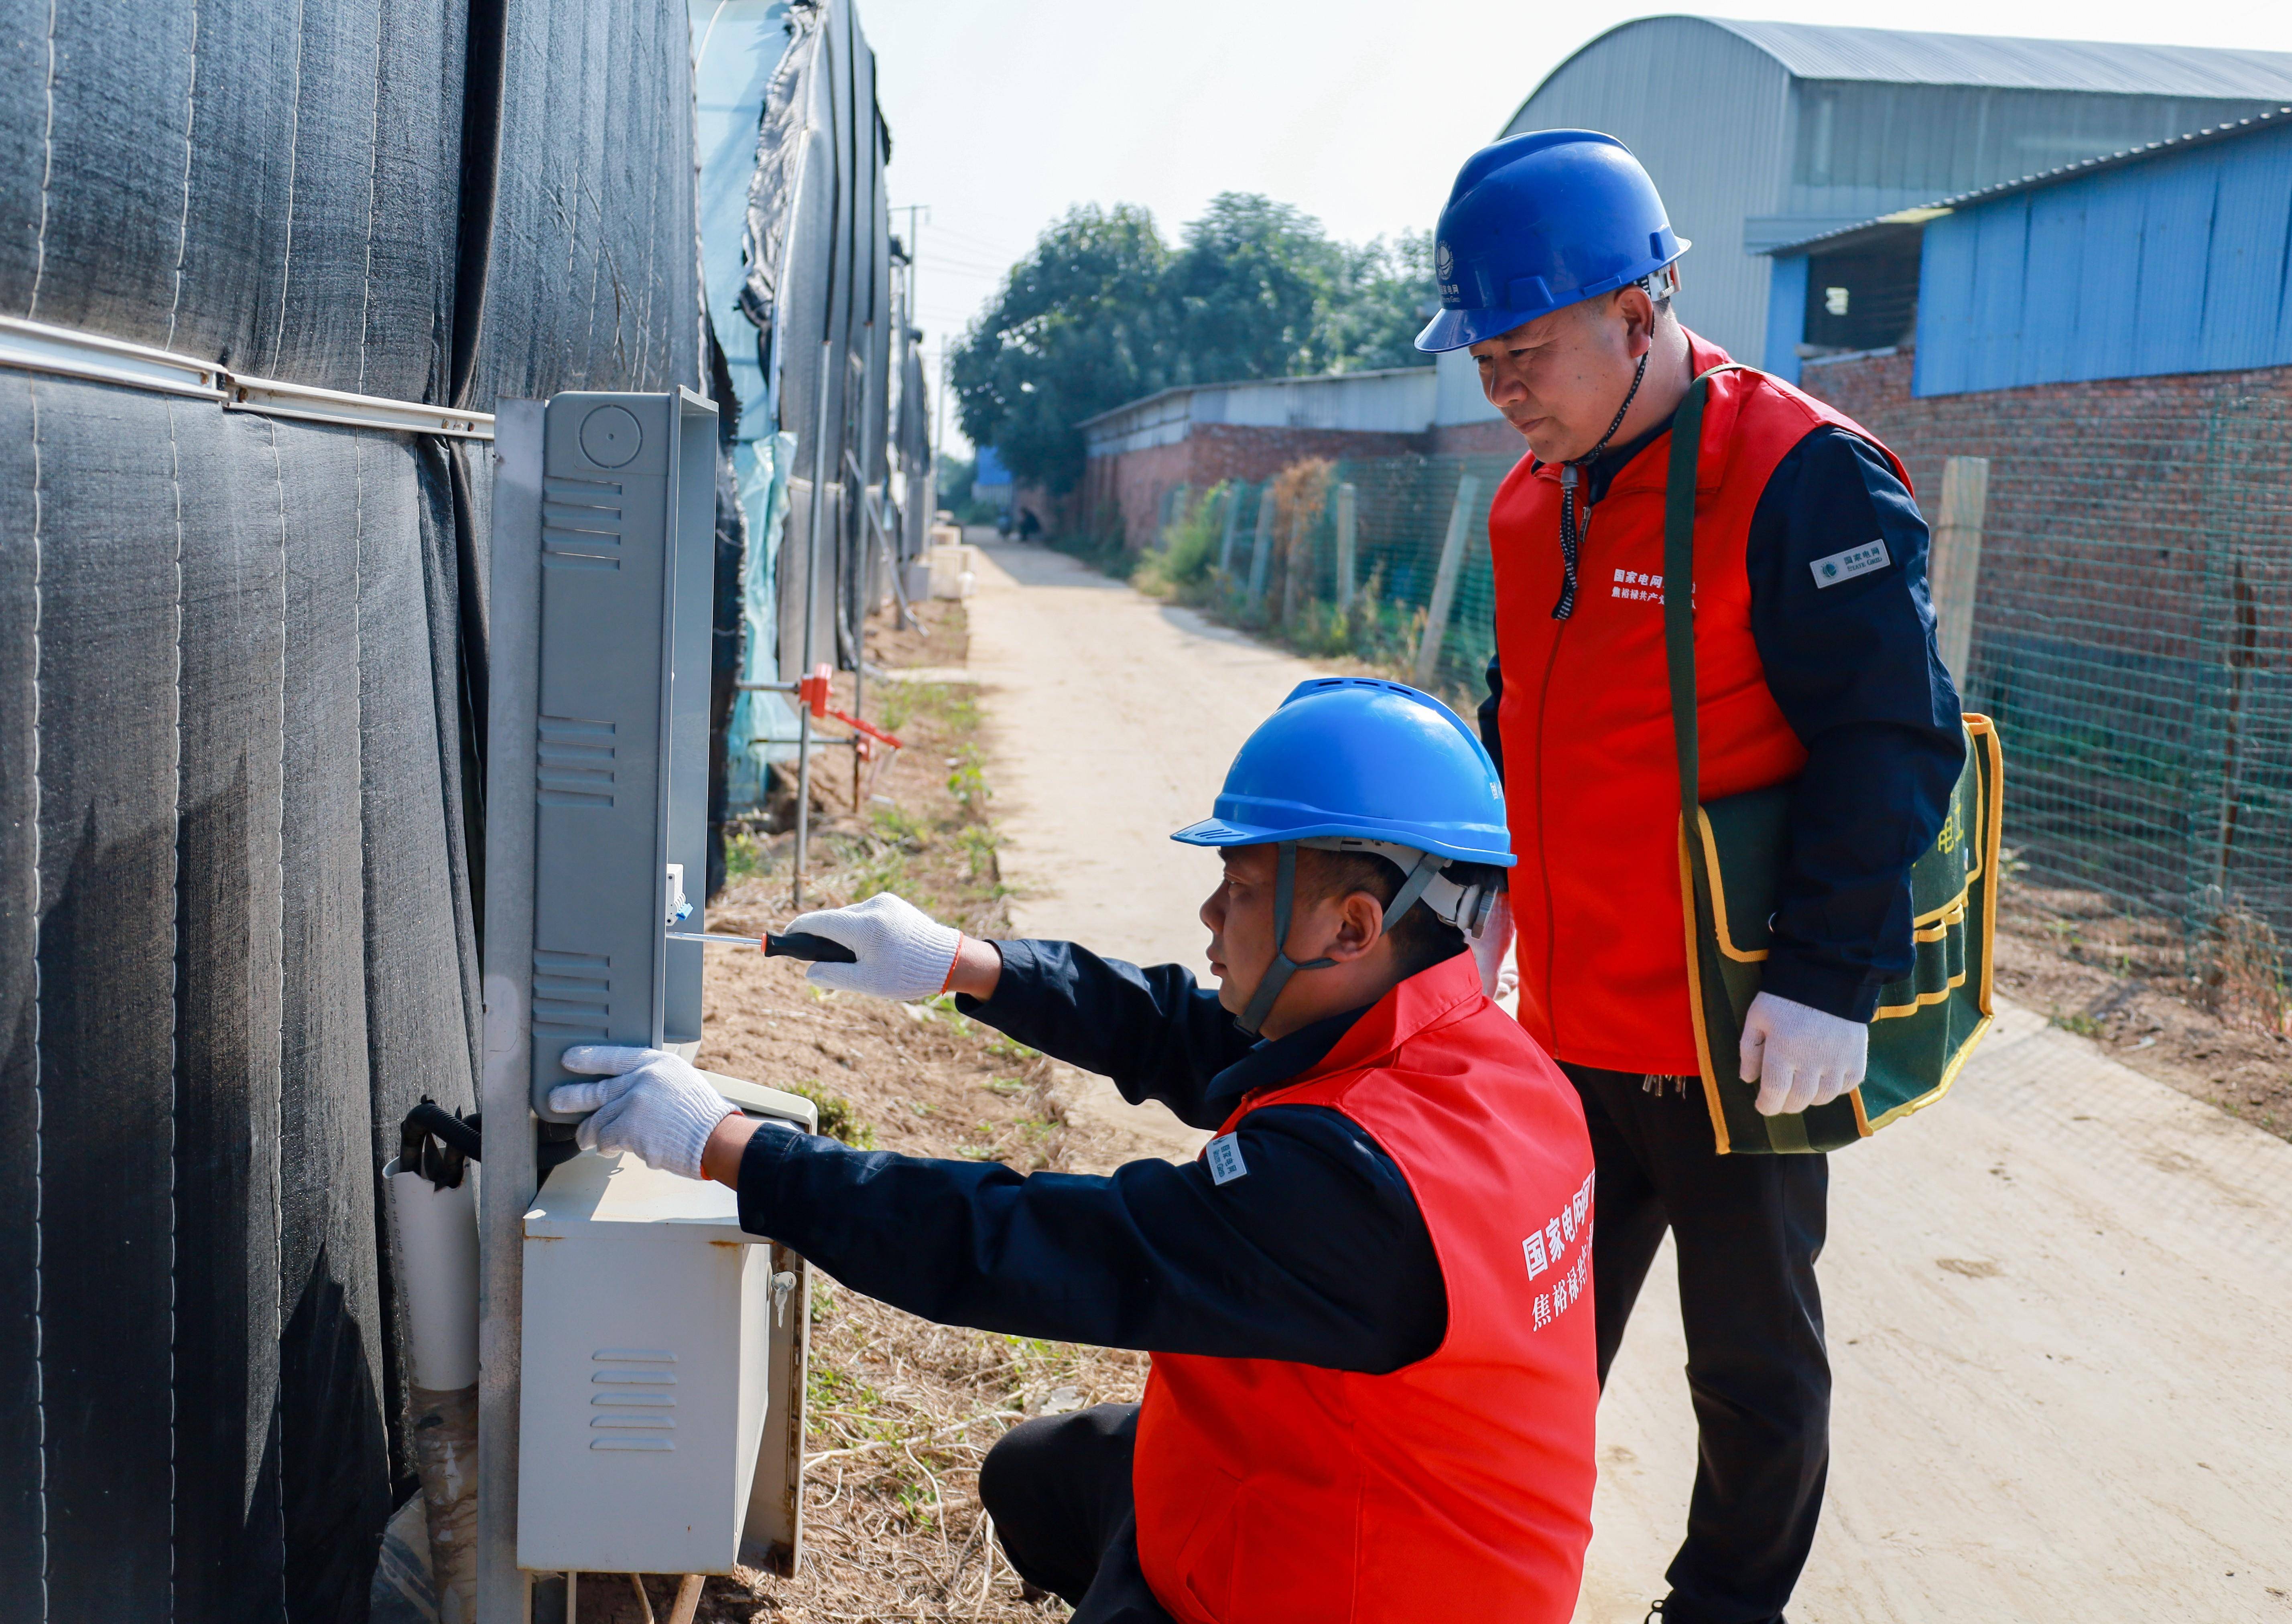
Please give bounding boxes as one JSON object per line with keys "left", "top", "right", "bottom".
{"left": 972, "top": 444, "right": 1014, "bottom": 507}
{"left": 1467, "top": 19, "right": 2292, "bottom": 373}
{"left": 1769, "top": 107, "right": 2292, "bottom": 973}
{"left": 1766, "top": 106, "right": 2292, "bottom": 393}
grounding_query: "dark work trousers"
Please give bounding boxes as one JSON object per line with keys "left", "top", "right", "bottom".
{"left": 977, "top": 1403, "right": 1175, "bottom": 1624}
{"left": 1564, "top": 1064, "right": 1831, "bottom": 1624}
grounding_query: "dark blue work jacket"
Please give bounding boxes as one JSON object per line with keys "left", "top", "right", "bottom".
{"left": 735, "top": 939, "right": 1447, "bottom": 1373}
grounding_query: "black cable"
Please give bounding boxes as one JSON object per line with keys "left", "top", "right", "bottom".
{"left": 1552, "top": 346, "right": 1651, "bottom": 621}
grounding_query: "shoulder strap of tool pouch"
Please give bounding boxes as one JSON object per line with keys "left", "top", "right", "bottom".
{"left": 1662, "top": 364, "right": 2003, "bottom": 1155}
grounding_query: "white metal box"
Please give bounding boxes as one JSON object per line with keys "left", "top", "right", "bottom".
{"left": 516, "top": 1151, "right": 777, "bottom": 1575}
{"left": 925, "top": 542, "right": 977, "bottom": 600}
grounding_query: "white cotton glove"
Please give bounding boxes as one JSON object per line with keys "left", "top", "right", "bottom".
{"left": 1738, "top": 991, "right": 1869, "bottom": 1117}
{"left": 784, "top": 891, "right": 961, "bottom": 1000}
{"left": 1469, "top": 893, "right": 1518, "bottom": 1001}
{"left": 549, "top": 1046, "right": 736, "bottom": 1180}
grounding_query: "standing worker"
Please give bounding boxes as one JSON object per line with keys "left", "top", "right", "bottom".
{"left": 1415, "top": 132, "right": 1965, "bottom": 1624}
{"left": 549, "top": 679, "right": 1602, "bottom": 1623}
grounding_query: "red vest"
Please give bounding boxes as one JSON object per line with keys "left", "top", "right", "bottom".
{"left": 1132, "top": 953, "right": 1599, "bottom": 1624}
{"left": 1488, "top": 334, "right": 1910, "bottom": 1074}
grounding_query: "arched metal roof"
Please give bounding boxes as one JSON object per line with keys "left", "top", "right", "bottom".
{"left": 1531, "top": 17, "right": 2292, "bottom": 103}
{"left": 1487, "top": 16, "right": 2292, "bottom": 393}
{"left": 1762, "top": 103, "right": 2292, "bottom": 257}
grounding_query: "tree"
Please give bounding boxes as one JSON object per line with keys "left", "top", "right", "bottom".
{"left": 1319, "top": 231, "right": 1440, "bottom": 373}
{"left": 1166, "top": 193, "right": 1337, "bottom": 384}
{"left": 951, "top": 204, "right": 1170, "bottom": 496}
{"left": 953, "top": 198, "right": 1441, "bottom": 494}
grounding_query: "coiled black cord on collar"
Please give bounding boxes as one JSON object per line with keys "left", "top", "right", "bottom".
{"left": 1552, "top": 347, "right": 1650, "bottom": 621}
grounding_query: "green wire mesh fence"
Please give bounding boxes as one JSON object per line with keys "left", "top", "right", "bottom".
{"left": 1177, "top": 453, "right": 1521, "bottom": 703}
{"left": 1160, "top": 380, "right": 2292, "bottom": 1026}
{"left": 1940, "top": 380, "right": 2292, "bottom": 1025}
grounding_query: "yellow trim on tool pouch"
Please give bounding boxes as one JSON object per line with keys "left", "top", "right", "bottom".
{"left": 1912, "top": 878, "right": 1978, "bottom": 928}
{"left": 1678, "top": 829, "right": 1735, "bottom": 1153}
{"left": 1912, "top": 900, "right": 1965, "bottom": 943}
{"left": 1861, "top": 1011, "right": 1994, "bottom": 1133}
{"left": 1855, "top": 717, "right": 2004, "bottom": 1136}
{"left": 1692, "top": 737, "right": 1985, "bottom": 961}
{"left": 1869, "top": 972, "right": 1968, "bottom": 1019}
{"left": 1905, "top": 787, "right": 1985, "bottom": 927}
{"left": 1692, "top": 810, "right": 1770, "bottom": 962}
{"left": 1676, "top": 715, "right": 2003, "bottom": 1151}
{"left": 1969, "top": 716, "right": 2003, "bottom": 1014}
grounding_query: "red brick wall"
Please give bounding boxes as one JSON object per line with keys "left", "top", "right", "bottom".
{"left": 1183, "top": 423, "right": 1429, "bottom": 487}
{"left": 1428, "top": 419, "right": 1524, "bottom": 458}
{"left": 1100, "top": 438, "right": 1196, "bottom": 550}
{"left": 1793, "top": 350, "right": 2292, "bottom": 934}
{"left": 1796, "top": 352, "right": 2292, "bottom": 669}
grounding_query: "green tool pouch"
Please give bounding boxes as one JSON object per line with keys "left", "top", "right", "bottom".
{"left": 1664, "top": 365, "right": 2004, "bottom": 1154}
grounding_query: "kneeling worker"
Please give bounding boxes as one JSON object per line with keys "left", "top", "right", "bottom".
{"left": 549, "top": 678, "right": 1599, "bottom": 1624}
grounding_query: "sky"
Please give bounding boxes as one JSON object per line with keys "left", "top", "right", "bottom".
{"left": 864, "top": 0, "right": 2292, "bottom": 450}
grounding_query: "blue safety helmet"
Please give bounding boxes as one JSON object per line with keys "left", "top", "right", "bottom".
{"left": 1174, "top": 678, "right": 1512, "bottom": 1032}
{"left": 1415, "top": 130, "right": 1688, "bottom": 354}
{"left": 1176, "top": 678, "right": 1513, "bottom": 866}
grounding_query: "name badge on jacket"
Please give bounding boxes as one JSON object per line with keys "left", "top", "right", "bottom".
{"left": 1810, "top": 538, "right": 1889, "bottom": 587}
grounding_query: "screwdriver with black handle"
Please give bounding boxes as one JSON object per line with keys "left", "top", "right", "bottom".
{"left": 667, "top": 928, "right": 857, "bottom": 964}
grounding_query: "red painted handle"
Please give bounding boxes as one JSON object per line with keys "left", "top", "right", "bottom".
{"left": 797, "top": 662, "right": 834, "bottom": 718}
{"left": 794, "top": 664, "right": 904, "bottom": 755}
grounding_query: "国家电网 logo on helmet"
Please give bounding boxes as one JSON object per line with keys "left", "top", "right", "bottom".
{"left": 1435, "top": 241, "right": 1456, "bottom": 292}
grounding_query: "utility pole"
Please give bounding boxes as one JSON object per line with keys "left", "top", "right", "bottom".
{"left": 934, "top": 338, "right": 949, "bottom": 502}
{"left": 891, "top": 203, "right": 929, "bottom": 297}
{"left": 890, "top": 204, "right": 929, "bottom": 406}
{"left": 890, "top": 203, "right": 937, "bottom": 522}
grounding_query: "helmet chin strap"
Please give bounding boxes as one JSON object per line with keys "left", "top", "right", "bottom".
{"left": 1552, "top": 345, "right": 1649, "bottom": 622}
{"left": 1235, "top": 843, "right": 1447, "bottom": 1036}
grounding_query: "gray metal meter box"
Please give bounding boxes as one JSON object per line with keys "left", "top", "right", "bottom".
{"left": 482, "top": 392, "right": 815, "bottom": 1602}
{"left": 528, "top": 389, "right": 717, "bottom": 1118}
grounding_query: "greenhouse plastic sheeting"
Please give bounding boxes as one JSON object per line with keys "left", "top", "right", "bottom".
{"left": 0, "top": 0, "right": 463, "bottom": 402}
{"left": 726, "top": 431, "right": 801, "bottom": 804}
{"left": 697, "top": 0, "right": 901, "bottom": 812}
{"left": 0, "top": 381, "right": 470, "bottom": 1619}
{"left": 695, "top": 0, "right": 795, "bottom": 443}
{"left": 698, "top": 2, "right": 805, "bottom": 802}
{"left": 0, "top": 0, "right": 711, "bottom": 1615}
{"left": 741, "top": 0, "right": 892, "bottom": 683}
{"left": 462, "top": 0, "right": 702, "bottom": 408}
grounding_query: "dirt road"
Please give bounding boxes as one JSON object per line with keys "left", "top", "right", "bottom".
{"left": 960, "top": 538, "right": 2292, "bottom": 1623}
{"left": 962, "top": 538, "right": 1334, "bottom": 1156}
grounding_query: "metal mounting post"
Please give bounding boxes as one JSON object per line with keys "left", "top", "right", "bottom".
{"left": 793, "top": 343, "right": 833, "bottom": 908}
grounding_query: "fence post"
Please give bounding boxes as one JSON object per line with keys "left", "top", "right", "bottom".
{"left": 1247, "top": 484, "right": 1277, "bottom": 609}
{"left": 1334, "top": 481, "right": 1357, "bottom": 615}
{"left": 1413, "top": 474, "right": 1481, "bottom": 688}
{"left": 1930, "top": 455, "right": 1990, "bottom": 681}
{"left": 1217, "top": 482, "right": 1244, "bottom": 577}
{"left": 1158, "top": 482, "right": 1191, "bottom": 548}
{"left": 1281, "top": 503, "right": 1309, "bottom": 627}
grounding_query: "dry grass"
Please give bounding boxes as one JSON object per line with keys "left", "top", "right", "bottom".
{"left": 565, "top": 601, "right": 1171, "bottom": 1623}
{"left": 1997, "top": 881, "right": 2292, "bottom": 1141}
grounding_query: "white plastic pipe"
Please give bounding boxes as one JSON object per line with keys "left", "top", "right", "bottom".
{"left": 387, "top": 1155, "right": 482, "bottom": 1624}
{"left": 384, "top": 1157, "right": 481, "bottom": 1391}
